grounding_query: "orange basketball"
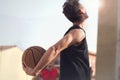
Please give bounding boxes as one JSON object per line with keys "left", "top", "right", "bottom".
{"left": 22, "top": 46, "right": 46, "bottom": 69}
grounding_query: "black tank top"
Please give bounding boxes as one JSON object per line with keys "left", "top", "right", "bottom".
{"left": 60, "top": 25, "right": 91, "bottom": 80}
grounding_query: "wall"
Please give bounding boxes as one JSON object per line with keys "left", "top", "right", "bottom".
{"left": 96, "top": 0, "right": 118, "bottom": 80}
{"left": 116, "top": 0, "right": 120, "bottom": 79}
{"left": 0, "top": 46, "right": 32, "bottom": 80}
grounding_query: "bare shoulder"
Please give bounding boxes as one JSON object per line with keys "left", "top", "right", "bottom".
{"left": 68, "top": 28, "right": 85, "bottom": 43}
{"left": 51, "top": 28, "right": 85, "bottom": 53}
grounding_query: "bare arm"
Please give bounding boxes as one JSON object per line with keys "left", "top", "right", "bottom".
{"left": 25, "top": 29, "right": 85, "bottom": 76}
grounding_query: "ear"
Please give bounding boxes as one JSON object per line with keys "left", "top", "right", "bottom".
{"left": 80, "top": 8, "right": 89, "bottom": 19}
{"left": 80, "top": 9, "right": 86, "bottom": 14}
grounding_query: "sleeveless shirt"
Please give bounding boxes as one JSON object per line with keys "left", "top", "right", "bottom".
{"left": 60, "top": 25, "right": 91, "bottom": 80}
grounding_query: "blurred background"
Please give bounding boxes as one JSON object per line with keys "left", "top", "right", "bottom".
{"left": 0, "top": 0, "right": 98, "bottom": 52}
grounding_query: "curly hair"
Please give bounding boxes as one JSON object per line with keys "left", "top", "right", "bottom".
{"left": 63, "top": 0, "right": 88, "bottom": 23}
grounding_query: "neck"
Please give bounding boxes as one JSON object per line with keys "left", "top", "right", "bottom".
{"left": 73, "top": 22, "right": 85, "bottom": 28}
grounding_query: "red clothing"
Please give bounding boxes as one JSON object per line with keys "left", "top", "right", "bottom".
{"left": 41, "top": 67, "right": 58, "bottom": 80}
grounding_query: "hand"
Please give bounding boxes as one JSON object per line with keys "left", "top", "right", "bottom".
{"left": 35, "top": 70, "right": 41, "bottom": 76}
{"left": 22, "top": 62, "right": 35, "bottom": 76}
{"left": 24, "top": 67, "right": 34, "bottom": 76}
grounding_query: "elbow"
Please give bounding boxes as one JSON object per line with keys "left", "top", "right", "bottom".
{"left": 49, "top": 46, "right": 58, "bottom": 55}
{"left": 49, "top": 46, "right": 56, "bottom": 53}
{"left": 48, "top": 46, "right": 59, "bottom": 60}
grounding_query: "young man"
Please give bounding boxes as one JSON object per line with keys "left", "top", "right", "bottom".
{"left": 23, "top": 0, "right": 91, "bottom": 80}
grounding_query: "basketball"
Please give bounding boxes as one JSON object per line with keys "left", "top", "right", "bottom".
{"left": 22, "top": 46, "right": 46, "bottom": 69}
